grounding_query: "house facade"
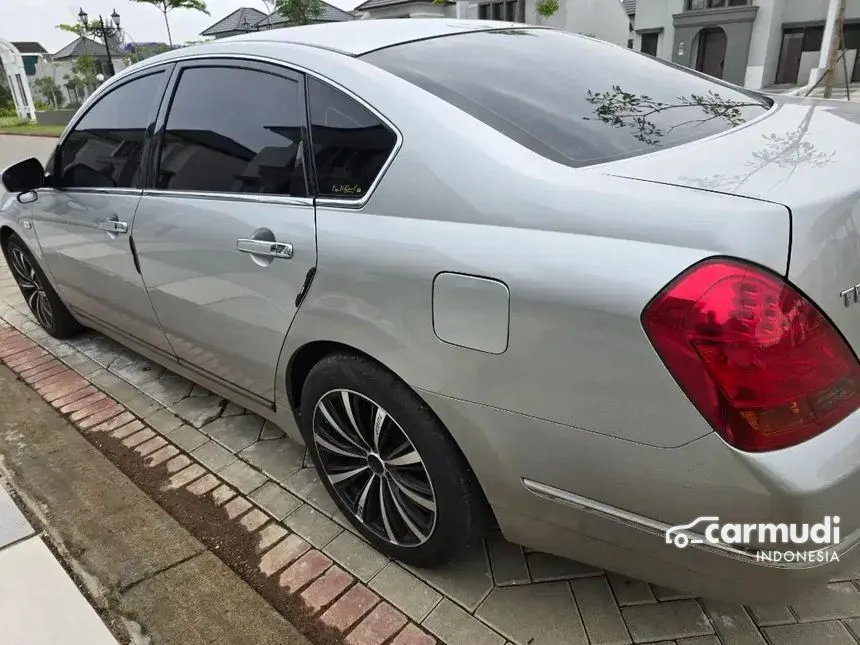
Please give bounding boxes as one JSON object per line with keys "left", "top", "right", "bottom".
{"left": 633, "top": 0, "right": 860, "bottom": 89}
{"left": 355, "top": 0, "right": 630, "bottom": 45}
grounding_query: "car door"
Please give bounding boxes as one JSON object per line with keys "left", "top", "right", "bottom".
{"left": 29, "top": 67, "right": 175, "bottom": 355}
{"left": 131, "top": 59, "right": 317, "bottom": 404}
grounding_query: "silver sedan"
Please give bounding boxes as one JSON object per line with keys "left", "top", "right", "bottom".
{"left": 2, "top": 19, "right": 860, "bottom": 603}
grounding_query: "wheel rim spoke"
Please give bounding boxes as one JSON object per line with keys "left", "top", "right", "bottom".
{"left": 320, "top": 400, "right": 368, "bottom": 452}
{"left": 312, "top": 388, "right": 437, "bottom": 548}
{"left": 316, "top": 433, "right": 366, "bottom": 460}
{"left": 378, "top": 479, "right": 398, "bottom": 544}
{"left": 385, "top": 477, "right": 427, "bottom": 542}
{"left": 385, "top": 450, "right": 421, "bottom": 468}
{"left": 389, "top": 471, "right": 436, "bottom": 512}
{"left": 329, "top": 464, "right": 369, "bottom": 484}
{"left": 372, "top": 407, "right": 386, "bottom": 452}
{"left": 355, "top": 473, "right": 376, "bottom": 522}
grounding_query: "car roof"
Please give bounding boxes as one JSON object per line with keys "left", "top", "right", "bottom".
{"left": 218, "top": 19, "right": 528, "bottom": 56}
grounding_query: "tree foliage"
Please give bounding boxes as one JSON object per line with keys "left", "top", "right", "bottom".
{"left": 32, "top": 77, "right": 65, "bottom": 108}
{"left": 56, "top": 19, "right": 105, "bottom": 39}
{"left": 274, "top": 0, "right": 324, "bottom": 27}
{"left": 535, "top": 0, "right": 559, "bottom": 18}
{"left": 583, "top": 85, "right": 759, "bottom": 146}
{"left": 129, "top": 0, "right": 210, "bottom": 46}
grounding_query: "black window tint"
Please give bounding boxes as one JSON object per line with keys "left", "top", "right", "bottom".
{"left": 640, "top": 32, "right": 658, "bottom": 56}
{"left": 58, "top": 72, "right": 163, "bottom": 189}
{"left": 157, "top": 66, "right": 306, "bottom": 196}
{"left": 307, "top": 77, "right": 397, "bottom": 199}
{"left": 362, "top": 29, "right": 770, "bottom": 168}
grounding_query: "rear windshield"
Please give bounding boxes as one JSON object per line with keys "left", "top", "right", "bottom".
{"left": 360, "top": 28, "right": 772, "bottom": 168}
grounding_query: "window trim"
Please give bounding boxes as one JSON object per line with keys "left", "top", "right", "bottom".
{"left": 146, "top": 58, "right": 313, "bottom": 205}
{"left": 51, "top": 65, "right": 173, "bottom": 194}
{"left": 127, "top": 52, "right": 402, "bottom": 210}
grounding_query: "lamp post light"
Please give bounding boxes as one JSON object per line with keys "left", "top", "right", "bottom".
{"left": 78, "top": 7, "right": 121, "bottom": 77}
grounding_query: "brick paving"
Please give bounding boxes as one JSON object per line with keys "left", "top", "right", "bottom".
{"left": 4, "top": 258, "right": 860, "bottom": 644}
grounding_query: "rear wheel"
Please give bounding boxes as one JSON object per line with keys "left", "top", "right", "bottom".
{"left": 299, "top": 352, "right": 488, "bottom": 567}
{"left": 3, "top": 233, "right": 82, "bottom": 339}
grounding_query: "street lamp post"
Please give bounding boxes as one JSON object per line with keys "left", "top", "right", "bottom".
{"left": 78, "top": 7, "right": 121, "bottom": 77}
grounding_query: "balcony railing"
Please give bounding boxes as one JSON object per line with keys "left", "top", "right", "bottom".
{"left": 686, "top": 0, "right": 751, "bottom": 10}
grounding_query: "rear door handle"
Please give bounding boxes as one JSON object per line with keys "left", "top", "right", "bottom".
{"left": 97, "top": 219, "right": 128, "bottom": 234}
{"left": 236, "top": 238, "right": 293, "bottom": 259}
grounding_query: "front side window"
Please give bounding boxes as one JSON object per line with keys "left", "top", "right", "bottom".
{"left": 156, "top": 66, "right": 306, "bottom": 197}
{"left": 307, "top": 77, "right": 397, "bottom": 199}
{"left": 57, "top": 71, "right": 165, "bottom": 189}
{"left": 362, "top": 28, "right": 770, "bottom": 168}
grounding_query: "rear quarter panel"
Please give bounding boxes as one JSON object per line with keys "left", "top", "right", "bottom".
{"left": 274, "top": 43, "right": 791, "bottom": 449}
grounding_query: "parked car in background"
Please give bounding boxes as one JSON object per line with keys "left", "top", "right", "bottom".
{"left": 3, "top": 20, "right": 860, "bottom": 603}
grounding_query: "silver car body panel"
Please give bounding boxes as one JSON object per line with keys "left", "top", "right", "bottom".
{"left": 3, "top": 22, "right": 859, "bottom": 601}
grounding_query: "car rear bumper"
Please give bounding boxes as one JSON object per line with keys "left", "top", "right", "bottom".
{"left": 419, "top": 389, "right": 860, "bottom": 603}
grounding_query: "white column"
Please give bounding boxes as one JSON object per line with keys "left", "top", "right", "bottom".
{"left": 809, "top": 0, "right": 841, "bottom": 86}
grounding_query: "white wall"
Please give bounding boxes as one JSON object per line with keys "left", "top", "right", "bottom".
{"left": 527, "top": 0, "right": 630, "bottom": 44}
{"left": 631, "top": 0, "right": 683, "bottom": 59}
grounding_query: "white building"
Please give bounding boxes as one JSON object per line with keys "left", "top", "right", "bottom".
{"left": 632, "top": 0, "right": 860, "bottom": 89}
{"left": 354, "top": 0, "right": 631, "bottom": 46}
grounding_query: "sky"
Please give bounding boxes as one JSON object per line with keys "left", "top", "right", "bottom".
{"left": 1, "top": 0, "right": 362, "bottom": 53}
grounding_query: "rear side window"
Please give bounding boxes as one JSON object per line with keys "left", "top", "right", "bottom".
{"left": 306, "top": 77, "right": 397, "bottom": 199}
{"left": 361, "top": 29, "right": 771, "bottom": 168}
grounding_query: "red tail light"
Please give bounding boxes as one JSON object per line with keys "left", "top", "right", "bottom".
{"left": 642, "top": 257, "right": 860, "bottom": 452}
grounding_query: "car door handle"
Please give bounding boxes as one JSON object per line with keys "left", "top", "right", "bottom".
{"left": 97, "top": 219, "right": 128, "bottom": 234}
{"left": 236, "top": 239, "right": 293, "bottom": 259}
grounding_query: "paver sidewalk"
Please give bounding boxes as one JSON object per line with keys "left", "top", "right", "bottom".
{"left": 0, "top": 484, "right": 119, "bottom": 645}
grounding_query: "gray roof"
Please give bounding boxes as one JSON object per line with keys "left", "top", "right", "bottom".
{"left": 255, "top": 3, "right": 355, "bottom": 28}
{"left": 11, "top": 41, "right": 47, "bottom": 55}
{"left": 355, "top": 0, "right": 451, "bottom": 10}
{"left": 622, "top": 0, "right": 636, "bottom": 16}
{"left": 200, "top": 7, "right": 268, "bottom": 36}
{"left": 53, "top": 36, "right": 124, "bottom": 60}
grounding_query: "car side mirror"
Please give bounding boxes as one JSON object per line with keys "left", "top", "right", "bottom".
{"left": 2, "top": 157, "right": 45, "bottom": 194}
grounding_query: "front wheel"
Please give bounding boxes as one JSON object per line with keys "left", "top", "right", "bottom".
{"left": 3, "top": 233, "right": 82, "bottom": 339}
{"left": 299, "top": 353, "right": 488, "bottom": 567}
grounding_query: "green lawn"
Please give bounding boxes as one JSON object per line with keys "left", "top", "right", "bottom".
{"left": 0, "top": 116, "right": 63, "bottom": 137}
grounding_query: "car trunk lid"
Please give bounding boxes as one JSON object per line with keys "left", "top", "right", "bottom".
{"left": 598, "top": 96, "right": 860, "bottom": 356}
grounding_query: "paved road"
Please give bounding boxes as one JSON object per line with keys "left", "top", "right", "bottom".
{"left": 5, "top": 133, "right": 860, "bottom": 645}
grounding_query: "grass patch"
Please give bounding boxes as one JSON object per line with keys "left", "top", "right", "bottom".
{"left": 0, "top": 116, "right": 64, "bottom": 136}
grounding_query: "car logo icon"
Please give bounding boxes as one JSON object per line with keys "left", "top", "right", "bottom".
{"left": 665, "top": 516, "right": 720, "bottom": 549}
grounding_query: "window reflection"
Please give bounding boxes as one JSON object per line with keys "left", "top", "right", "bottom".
{"left": 157, "top": 66, "right": 306, "bottom": 197}
{"left": 58, "top": 72, "right": 164, "bottom": 189}
{"left": 307, "top": 77, "right": 396, "bottom": 199}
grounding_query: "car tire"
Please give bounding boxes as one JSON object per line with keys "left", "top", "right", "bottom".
{"left": 3, "top": 233, "right": 82, "bottom": 339}
{"left": 299, "top": 352, "right": 488, "bottom": 567}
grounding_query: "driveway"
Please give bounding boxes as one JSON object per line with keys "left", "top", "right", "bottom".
{"left": 3, "top": 134, "right": 860, "bottom": 645}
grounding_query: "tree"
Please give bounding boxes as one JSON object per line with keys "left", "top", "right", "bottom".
{"left": 535, "top": 0, "right": 559, "bottom": 18}
{"left": 129, "top": 0, "right": 210, "bottom": 47}
{"left": 56, "top": 19, "right": 104, "bottom": 38}
{"left": 273, "top": 0, "right": 323, "bottom": 27}
{"left": 32, "top": 77, "right": 65, "bottom": 109}
{"left": 0, "top": 75, "right": 13, "bottom": 111}
{"left": 70, "top": 55, "right": 100, "bottom": 96}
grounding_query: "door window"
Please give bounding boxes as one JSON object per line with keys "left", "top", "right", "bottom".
{"left": 306, "top": 77, "right": 397, "bottom": 199}
{"left": 156, "top": 66, "right": 307, "bottom": 197}
{"left": 56, "top": 71, "right": 165, "bottom": 189}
